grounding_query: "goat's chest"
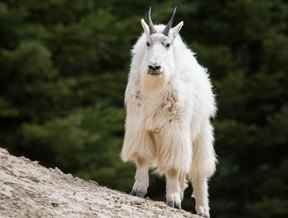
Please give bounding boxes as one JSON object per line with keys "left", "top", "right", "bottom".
{"left": 141, "top": 90, "right": 181, "bottom": 133}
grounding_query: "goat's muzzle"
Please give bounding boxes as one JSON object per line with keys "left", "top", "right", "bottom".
{"left": 147, "top": 70, "right": 161, "bottom": 76}
{"left": 147, "top": 64, "right": 162, "bottom": 76}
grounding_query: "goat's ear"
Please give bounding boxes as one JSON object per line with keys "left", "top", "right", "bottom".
{"left": 171, "top": 21, "right": 184, "bottom": 38}
{"left": 141, "top": 19, "right": 150, "bottom": 36}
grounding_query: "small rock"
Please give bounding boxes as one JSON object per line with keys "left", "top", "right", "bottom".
{"left": 51, "top": 202, "right": 59, "bottom": 207}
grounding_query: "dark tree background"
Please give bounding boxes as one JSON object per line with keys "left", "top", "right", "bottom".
{"left": 0, "top": 0, "right": 287, "bottom": 217}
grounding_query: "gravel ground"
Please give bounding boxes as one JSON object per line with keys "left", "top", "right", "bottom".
{"left": 0, "top": 148, "right": 199, "bottom": 218}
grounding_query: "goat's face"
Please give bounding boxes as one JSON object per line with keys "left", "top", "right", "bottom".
{"left": 140, "top": 8, "right": 183, "bottom": 86}
{"left": 145, "top": 33, "right": 173, "bottom": 76}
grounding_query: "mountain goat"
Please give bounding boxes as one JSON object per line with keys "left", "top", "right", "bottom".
{"left": 121, "top": 8, "right": 217, "bottom": 218}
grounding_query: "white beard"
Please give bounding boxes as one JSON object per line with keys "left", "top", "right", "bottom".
{"left": 140, "top": 71, "right": 169, "bottom": 95}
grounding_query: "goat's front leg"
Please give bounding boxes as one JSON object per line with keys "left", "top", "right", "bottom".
{"left": 166, "top": 169, "right": 182, "bottom": 209}
{"left": 130, "top": 157, "right": 149, "bottom": 198}
{"left": 161, "top": 121, "right": 192, "bottom": 209}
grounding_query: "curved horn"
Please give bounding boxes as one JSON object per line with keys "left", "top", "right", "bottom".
{"left": 162, "top": 7, "right": 177, "bottom": 36}
{"left": 147, "top": 7, "right": 157, "bottom": 34}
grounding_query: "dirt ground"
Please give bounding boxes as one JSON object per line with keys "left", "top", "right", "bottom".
{"left": 0, "top": 148, "right": 198, "bottom": 218}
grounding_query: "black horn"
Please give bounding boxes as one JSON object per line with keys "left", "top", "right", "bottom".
{"left": 162, "top": 7, "right": 177, "bottom": 36}
{"left": 147, "top": 7, "right": 157, "bottom": 34}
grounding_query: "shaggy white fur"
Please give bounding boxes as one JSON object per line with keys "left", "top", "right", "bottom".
{"left": 121, "top": 20, "right": 217, "bottom": 218}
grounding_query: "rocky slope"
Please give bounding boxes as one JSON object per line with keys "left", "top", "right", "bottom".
{"left": 0, "top": 148, "right": 199, "bottom": 218}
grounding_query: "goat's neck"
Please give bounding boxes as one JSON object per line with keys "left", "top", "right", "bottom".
{"left": 140, "top": 74, "right": 169, "bottom": 97}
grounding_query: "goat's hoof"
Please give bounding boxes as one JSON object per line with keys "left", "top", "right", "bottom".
{"left": 197, "top": 213, "right": 209, "bottom": 218}
{"left": 166, "top": 200, "right": 181, "bottom": 209}
{"left": 130, "top": 190, "right": 146, "bottom": 198}
{"left": 196, "top": 206, "right": 210, "bottom": 218}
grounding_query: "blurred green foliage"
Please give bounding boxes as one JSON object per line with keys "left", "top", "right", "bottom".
{"left": 0, "top": 0, "right": 288, "bottom": 217}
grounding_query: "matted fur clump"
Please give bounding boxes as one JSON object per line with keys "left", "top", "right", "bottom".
{"left": 121, "top": 8, "right": 217, "bottom": 218}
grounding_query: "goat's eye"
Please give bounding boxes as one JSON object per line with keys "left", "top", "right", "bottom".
{"left": 165, "top": 43, "right": 170, "bottom": 48}
{"left": 146, "top": 42, "right": 151, "bottom": 47}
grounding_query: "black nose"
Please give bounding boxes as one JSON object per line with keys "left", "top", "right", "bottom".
{"left": 148, "top": 64, "right": 161, "bottom": 71}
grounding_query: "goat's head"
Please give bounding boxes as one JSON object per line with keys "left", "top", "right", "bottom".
{"left": 141, "top": 7, "right": 183, "bottom": 79}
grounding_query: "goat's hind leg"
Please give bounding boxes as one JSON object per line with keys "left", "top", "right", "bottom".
{"left": 190, "top": 121, "right": 216, "bottom": 218}
{"left": 191, "top": 176, "right": 210, "bottom": 218}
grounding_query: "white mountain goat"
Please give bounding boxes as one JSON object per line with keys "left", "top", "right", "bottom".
{"left": 121, "top": 8, "right": 217, "bottom": 218}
